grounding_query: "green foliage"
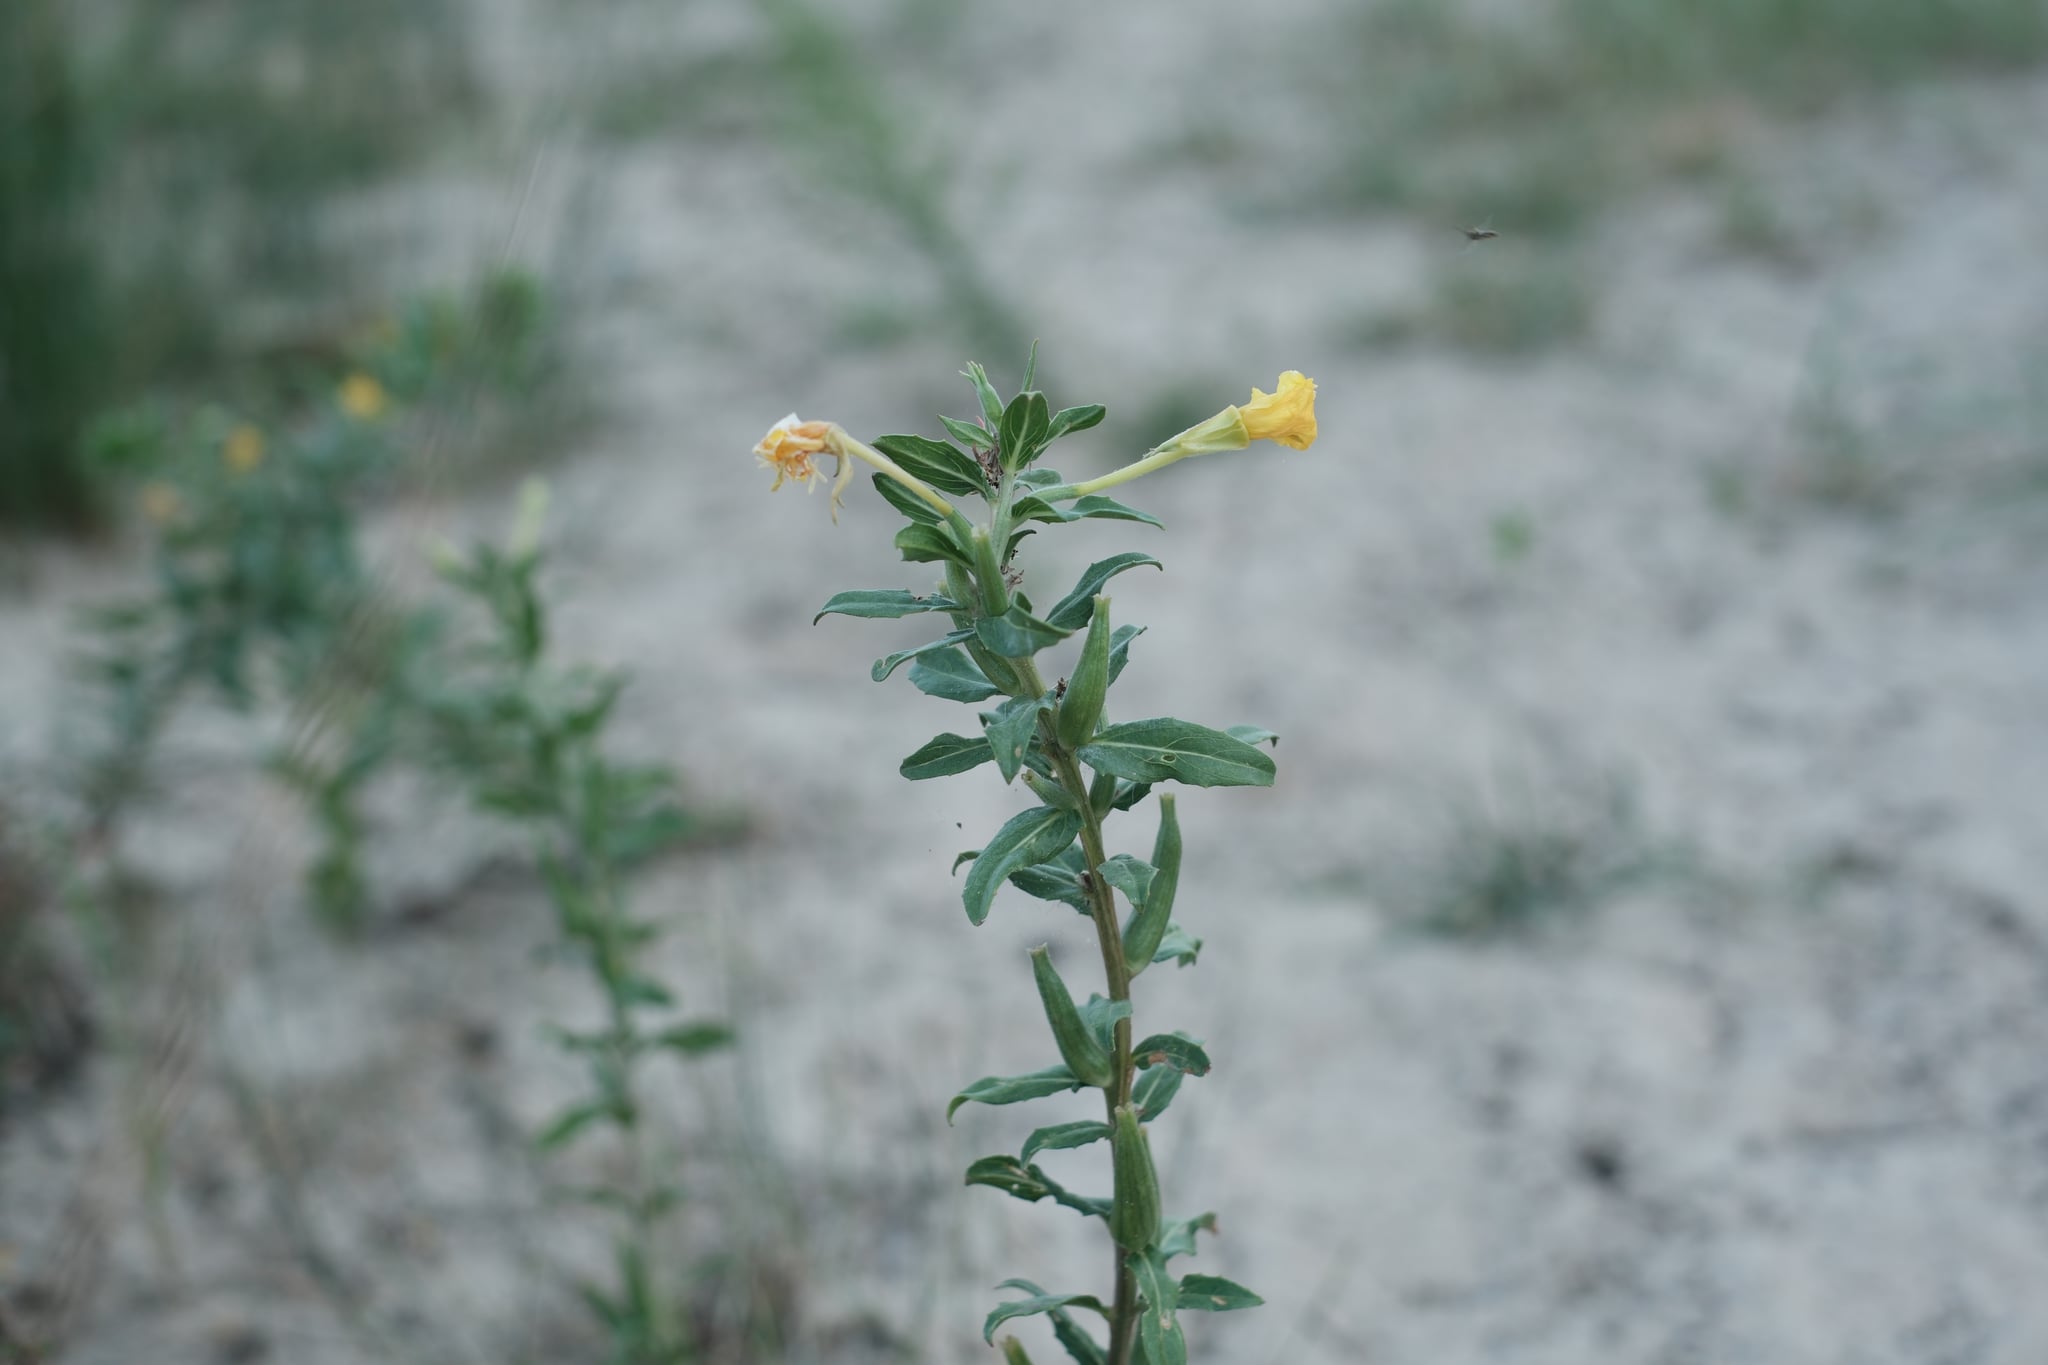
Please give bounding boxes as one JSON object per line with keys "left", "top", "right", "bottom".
{"left": 793, "top": 360, "right": 1282, "bottom": 1361}
{"left": 427, "top": 526, "right": 725, "bottom": 1365}
{"left": 0, "top": 0, "right": 108, "bottom": 530}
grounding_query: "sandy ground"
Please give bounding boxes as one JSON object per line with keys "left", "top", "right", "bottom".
{"left": 6, "top": 3, "right": 2048, "bottom": 1362}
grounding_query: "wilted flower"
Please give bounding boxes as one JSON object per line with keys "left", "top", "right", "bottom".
{"left": 754, "top": 413, "right": 832, "bottom": 492}
{"left": 339, "top": 373, "right": 389, "bottom": 421}
{"left": 753, "top": 415, "right": 955, "bottom": 522}
{"left": 223, "top": 424, "right": 266, "bottom": 474}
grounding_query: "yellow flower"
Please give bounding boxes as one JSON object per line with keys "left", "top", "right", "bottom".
{"left": 1064, "top": 370, "right": 1320, "bottom": 499}
{"left": 339, "top": 373, "right": 388, "bottom": 421}
{"left": 140, "top": 483, "right": 184, "bottom": 526}
{"left": 1237, "top": 370, "right": 1317, "bottom": 450}
{"left": 754, "top": 413, "right": 832, "bottom": 492}
{"left": 223, "top": 424, "right": 266, "bottom": 474}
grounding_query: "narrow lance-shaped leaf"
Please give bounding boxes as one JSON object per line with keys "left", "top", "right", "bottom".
{"left": 982, "top": 694, "right": 1051, "bottom": 784}
{"left": 983, "top": 1282, "right": 1109, "bottom": 1346}
{"left": 813, "top": 589, "right": 960, "bottom": 623}
{"left": 909, "top": 647, "right": 1001, "bottom": 702}
{"left": 1129, "top": 1251, "right": 1187, "bottom": 1365}
{"left": 895, "top": 522, "right": 972, "bottom": 567}
{"left": 1022, "top": 1120, "right": 1113, "bottom": 1164}
{"left": 871, "top": 433, "right": 989, "bottom": 495}
{"left": 872, "top": 629, "right": 975, "bottom": 682}
{"left": 1132, "top": 1033, "right": 1211, "bottom": 1077}
{"left": 900, "top": 732, "right": 994, "bottom": 780}
{"left": 949, "top": 1065, "right": 1085, "bottom": 1123}
{"left": 872, "top": 472, "right": 945, "bottom": 524}
{"left": 1000, "top": 1278, "right": 1108, "bottom": 1365}
{"left": 1176, "top": 1274, "right": 1265, "bottom": 1312}
{"left": 1132, "top": 1063, "right": 1183, "bottom": 1121}
{"left": 966, "top": 1156, "right": 1110, "bottom": 1219}
{"left": 977, "top": 605, "right": 1071, "bottom": 658}
{"left": 1078, "top": 718, "right": 1276, "bottom": 788}
{"left": 963, "top": 805, "right": 1084, "bottom": 924}
{"left": 1046, "top": 554, "right": 1162, "bottom": 631}
{"left": 1047, "top": 403, "right": 1107, "bottom": 441}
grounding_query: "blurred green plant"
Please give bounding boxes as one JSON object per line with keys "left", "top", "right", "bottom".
{"left": 1334, "top": 0, "right": 2048, "bottom": 234}
{"left": 0, "top": 0, "right": 110, "bottom": 530}
{"left": 757, "top": 357, "right": 1309, "bottom": 1361}
{"left": 68, "top": 275, "right": 561, "bottom": 930}
{"left": 427, "top": 499, "right": 729, "bottom": 1364}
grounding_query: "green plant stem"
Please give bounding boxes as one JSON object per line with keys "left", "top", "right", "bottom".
{"left": 1002, "top": 653, "right": 1140, "bottom": 1365}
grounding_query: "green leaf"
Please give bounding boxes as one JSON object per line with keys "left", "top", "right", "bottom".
{"left": 1129, "top": 1252, "right": 1187, "bottom": 1365}
{"left": 1078, "top": 994, "right": 1132, "bottom": 1052}
{"left": 872, "top": 472, "right": 945, "bottom": 523}
{"left": 949, "top": 1065, "right": 1084, "bottom": 1122}
{"left": 535, "top": 1100, "right": 612, "bottom": 1151}
{"left": 814, "top": 589, "right": 961, "bottom": 624}
{"left": 901, "top": 732, "right": 995, "bottom": 780}
{"left": 982, "top": 1287, "right": 1108, "bottom": 1345}
{"left": 1132, "top": 1064, "right": 1183, "bottom": 1122}
{"left": 1001, "top": 390, "right": 1053, "bottom": 470}
{"left": 966, "top": 1158, "right": 1112, "bottom": 1219}
{"left": 895, "top": 523, "right": 971, "bottom": 566}
{"left": 1078, "top": 719, "right": 1277, "bottom": 788}
{"left": 653, "top": 1021, "right": 734, "bottom": 1055}
{"left": 964, "top": 805, "right": 1083, "bottom": 923}
{"left": 1156, "top": 1212, "right": 1218, "bottom": 1262}
{"left": 1001, "top": 1280, "right": 1109, "bottom": 1365}
{"left": 953, "top": 850, "right": 981, "bottom": 874}
{"left": 1110, "top": 779, "right": 1152, "bottom": 812}
{"left": 965, "top": 361, "right": 1006, "bottom": 427}
{"left": 1017, "top": 468, "right": 1066, "bottom": 489}
{"left": 1022, "top": 1120, "right": 1112, "bottom": 1164}
{"left": 1010, "top": 869, "right": 1088, "bottom": 909}
{"left": 982, "top": 694, "right": 1051, "bottom": 783}
{"left": 1021, "top": 340, "right": 1040, "bottom": 391}
{"left": 1152, "top": 924, "right": 1202, "bottom": 968}
{"left": 617, "top": 976, "right": 675, "bottom": 1007}
{"left": 1097, "top": 854, "right": 1156, "bottom": 910}
{"left": 1225, "top": 724, "right": 1279, "bottom": 748}
{"left": 1046, "top": 554, "right": 1163, "bottom": 631}
{"left": 941, "top": 414, "right": 993, "bottom": 450}
{"left": 1108, "top": 625, "right": 1144, "bottom": 686}
{"left": 1014, "top": 494, "right": 1164, "bottom": 529}
{"left": 1133, "top": 1034, "right": 1211, "bottom": 1077}
{"left": 871, "top": 433, "right": 989, "bottom": 495}
{"left": 1047, "top": 404, "right": 1107, "bottom": 441}
{"left": 871, "top": 629, "right": 975, "bottom": 682}
{"left": 909, "top": 647, "right": 1001, "bottom": 702}
{"left": 976, "top": 606, "right": 1071, "bottom": 658}
{"left": 1176, "top": 1275, "right": 1264, "bottom": 1312}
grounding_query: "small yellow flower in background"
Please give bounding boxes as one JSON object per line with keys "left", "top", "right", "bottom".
{"left": 1237, "top": 370, "right": 1317, "bottom": 450}
{"left": 754, "top": 413, "right": 832, "bottom": 492}
{"left": 223, "top": 424, "right": 266, "bottom": 474}
{"left": 140, "top": 483, "right": 184, "bottom": 526}
{"left": 339, "top": 372, "right": 389, "bottom": 421}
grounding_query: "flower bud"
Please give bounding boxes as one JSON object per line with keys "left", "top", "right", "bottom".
{"left": 1120, "top": 793, "right": 1179, "bottom": 972}
{"left": 970, "top": 528, "right": 1010, "bottom": 618}
{"left": 1030, "top": 945, "right": 1113, "bottom": 1089}
{"left": 1055, "top": 596, "right": 1111, "bottom": 749}
{"left": 1109, "top": 1104, "right": 1162, "bottom": 1252}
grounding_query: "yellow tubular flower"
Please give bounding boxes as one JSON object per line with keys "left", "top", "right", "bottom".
{"left": 223, "top": 424, "right": 266, "bottom": 474}
{"left": 1237, "top": 370, "right": 1317, "bottom": 450}
{"left": 339, "top": 373, "right": 389, "bottom": 421}
{"left": 1064, "top": 371, "right": 1319, "bottom": 499}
